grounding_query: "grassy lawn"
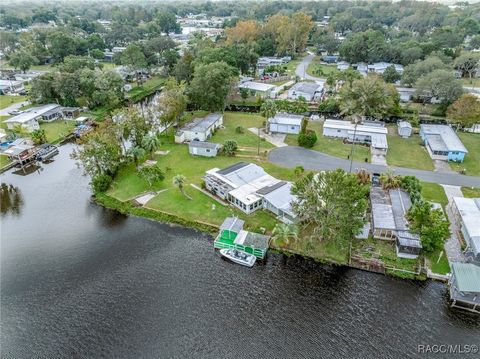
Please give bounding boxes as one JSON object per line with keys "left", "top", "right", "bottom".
{"left": 0, "top": 154, "right": 11, "bottom": 168}
{"left": 352, "top": 237, "right": 421, "bottom": 273}
{"left": 0, "top": 95, "right": 28, "bottom": 110}
{"left": 273, "top": 224, "right": 349, "bottom": 264}
{"left": 449, "top": 132, "right": 480, "bottom": 176}
{"left": 40, "top": 121, "right": 76, "bottom": 143}
{"left": 126, "top": 76, "right": 165, "bottom": 102}
{"left": 386, "top": 130, "right": 434, "bottom": 170}
{"left": 284, "top": 59, "right": 301, "bottom": 76}
{"left": 420, "top": 182, "right": 448, "bottom": 208}
{"left": 426, "top": 249, "right": 450, "bottom": 275}
{"left": 211, "top": 112, "right": 274, "bottom": 152}
{"left": 285, "top": 121, "right": 371, "bottom": 162}
{"left": 307, "top": 57, "right": 338, "bottom": 78}
{"left": 0, "top": 62, "right": 53, "bottom": 72}
{"left": 460, "top": 77, "right": 480, "bottom": 88}
{"left": 461, "top": 187, "right": 480, "bottom": 198}
{"left": 107, "top": 134, "right": 296, "bottom": 232}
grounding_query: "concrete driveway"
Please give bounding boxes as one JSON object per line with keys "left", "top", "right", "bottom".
{"left": 0, "top": 100, "right": 29, "bottom": 116}
{"left": 268, "top": 146, "right": 480, "bottom": 187}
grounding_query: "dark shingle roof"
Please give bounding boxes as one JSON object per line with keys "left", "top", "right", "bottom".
{"left": 217, "top": 162, "right": 249, "bottom": 175}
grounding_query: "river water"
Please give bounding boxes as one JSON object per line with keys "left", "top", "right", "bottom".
{"left": 1, "top": 144, "right": 479, "bottom": 358}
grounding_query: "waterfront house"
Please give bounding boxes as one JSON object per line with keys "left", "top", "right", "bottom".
{"left": 268, "top": 113, "right": 303, "bottom": 134}
{"left": 452, "top": 197, "right": 480, "bottom": 260}
{"left": 188, "top": 141, "right": 221, "bottom": 157}
{"left": 204, "top": 162, "right": 297, "bottom": 223}
{"left": 397, "top": 121, "right": 413, "bottom": 138}
{"left": 4, "top": 144, "right": 37, "bottom": 167}
{"left": 419, "top": 124, "right": 468, "bottom": 162}
{"left": 175, "top": 113, "right": 223, "bottom": 143}
{"left": 4, "top": 104, "right": 66, "bottom": 132}
{"left": 287, "top": 82, "right": 324, "bottom": 102}
{"left": 370, "top": 186, "right": 422, "bottom": 258}
{"left": 213, "top": 217, "right": 270, "bottom": 259}
{"left": 238, "top": 81, "right": 276, "bottom": 99}
{"left": 323, "top": 119, "right": 388, "bottom": 154}
{"left": 449, "top": 262, "right": 480, "bottom": 313}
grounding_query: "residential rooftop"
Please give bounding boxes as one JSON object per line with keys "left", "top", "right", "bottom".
{"left": 179, "top": 113, "right": 222, "bottom": 133}
{"left": 420, "top": 124, "right": 468, "bottom": 153}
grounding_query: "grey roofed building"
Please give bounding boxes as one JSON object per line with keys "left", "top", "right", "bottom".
{"left": 420, "top": 124, "right": 468, "bottom": 162}
{"left": 452, "top": 197, "right": 480, "bottom": 259}
{"left": 261, "top": 181, "right": 297, "bottom": 224}
{"left": 268, "top": 113, "right": 303, "bottom": 134}
{"left": 182, "top": 113, "right": 222, "bottom": 133}
{"left": 287, "top": 81, "right": 324, "bottom": 101}
{"left": 175, "top": 113, "right": 223, "bottom": 143}
{"left": 397, "top": 121, "right": 412, "bottom": 138}
{"left": 449, "top": 262, "right": 480, "bottom": 313}
{"left": 188, "top": 141, "right": 221, "bottom": 157}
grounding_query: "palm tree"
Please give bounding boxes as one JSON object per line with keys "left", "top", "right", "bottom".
{"left": 141, "top": 134, "right": 161, "bottom": 159}
{"left": 260, "top": 99, "right": 277, "bottom": 133}
{"left": 272, "top": 223, "right": 298, "bottom": 248}
{"left": 128, "top": 146, "right": 146, "bottom": 170}
{"left": 173, "top": 174, "right": 192, "bottom": 200}
{"left": 379, "top": 170, "right": 400, "bottom": 190}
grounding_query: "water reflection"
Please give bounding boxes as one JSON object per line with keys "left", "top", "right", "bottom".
{"left": 0, "top": 183, "right": 24, "bottom": 217}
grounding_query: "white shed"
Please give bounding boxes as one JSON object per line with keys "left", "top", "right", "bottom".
{"left": 397, "top": 121, "right": 413, "bottom": 138}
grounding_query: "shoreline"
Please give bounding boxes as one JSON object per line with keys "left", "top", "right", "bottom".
{"left": 94, "top": 192, "right": 431, "bottom": 282}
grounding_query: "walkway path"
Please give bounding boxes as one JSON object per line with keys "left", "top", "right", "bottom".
{"left": 248, "top": 127, "right": 287, "bottom": 147}
{"left": 268, "top": 146, "right": 480, "bottom": 187}
{"left": 441, "top": 185, "right": 465, "bottom": 263}
{"left": 295, "top": 53, "right": 326, "bottom": 83}
{"left": 0, "top": 100, "right": 29, "bottom": 116}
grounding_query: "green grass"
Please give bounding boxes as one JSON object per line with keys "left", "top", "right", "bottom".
{"left": 40, "top": 121, "right": 76, "bottom": 143}
{"left": 0, "top": 95, "right": 28, "bottom": 110}
{"left": 307, "top": 57, "right": 338, "bottom": 78}
{"left": 352, "top": 236, "right": 421, "bottom": 273}
{"left": 461, "top": 187, "right": 480, "bottom": 198}
{"left": 0, "top": 154, "right": 11, "bottom": 168}
{"left": 460, "top": 77, "right": 480, "bottom": 88}
{"left": 126, "top": 76, "right": 165, "bottom": 102}
{"left": 285, "top": 59, "right": 301, "bottom": 76}
{"left": 426, "top": 249, "right": 450, "bottom": 275}
{"left": 449, "top": 132, "right": 480, "bottom": 176}
{"left": 107, "top": 133, "right": 296, "bottom": 232}
{"left": 211, "top": 112, "right": 274, "bottom": 151}
{"left": 420, "top": 182, "right": 448, "bottom": 208}
{"left": 0, "top": 62, "right": 53, "bottom": 72}
{"left": 285, "top": 121, "right": 371, "bottom": 162}
{"left": 386, "top": 129, "right": 434, "bottom": 170}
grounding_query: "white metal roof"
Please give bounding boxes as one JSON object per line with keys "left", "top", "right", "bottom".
{"left": 288, "top": 81, "right": 323, "bottom": 95}
{"left": 398, "top": 121, "right": 412, "bottom": 129}
{"left": 453, "top": 197, "right": 480, "bottom": 255}
{"left": 5, "top": 104, "right": 61, "bottom": 124}
{"left": 268, "top": 113, "right": 303, "bottom": 126}
{"left": 420, "top": 124, "right": 468, "bottom": 153}
{"left": 238, "top": 81, "right": 275, "bottom": 92}
{"left": 325, "top": 119, "right": 388, "bottom": 135}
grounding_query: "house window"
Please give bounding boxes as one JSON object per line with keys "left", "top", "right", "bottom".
{"left": 206, "top": 149, "right": 210, "bottom": 153}
{"left": 337, "top": 129, "right": 341, "bottom": 132}
{"left": 291, "top": 126, "right": 295, "bottom": 130}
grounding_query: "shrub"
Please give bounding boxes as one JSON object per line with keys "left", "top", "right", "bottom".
{"left": 235, "top": 126, "right": 245, "bottom": 134}
{"left": 223, "top": 140, "right": 238, "bottom": 156}
{"left": 92, "top": 174, "right": 113, "bottom": 193}
{"left": 298, "top": 130, "right": 317, "bottom": 148}
{"left": 31, "top": 129, "right": 47, "bottom": 145}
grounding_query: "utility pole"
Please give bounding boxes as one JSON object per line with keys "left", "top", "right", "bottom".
{"left": 348, "top": 117, "right": 360, "bottom": 173}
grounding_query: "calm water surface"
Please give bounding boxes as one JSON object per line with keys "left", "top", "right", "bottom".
{"left": 1, "top": 144, "right": 479, "bottom": 359}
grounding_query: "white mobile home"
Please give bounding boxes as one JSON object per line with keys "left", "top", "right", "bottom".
{"left": 175, "top": 113, "right": 223, "bottom": 143}
{"left": 452, "top": 197, "right": 480, "bottom": 260}
{"left": 323, "top": 119, "right": 389, "bottom": 153}
{"left": 287, "top": 82, "right": 324, "bottom": 102}
{"left": 268, "top": 113, "right": 303, "bottom": 134}
{"left": 238, "top": 81, "right": 276, "bottom": 98}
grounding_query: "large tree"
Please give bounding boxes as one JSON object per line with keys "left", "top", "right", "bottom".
{"left": 415, "top": 70, "right": 464, "bottom": 105}
{"left": 8, "top": 51, "right": 38, "bottom": 73}
{"left": 454, "top": 53, "right": 480, "bottom": 85}
{"left": 338, "top": 75, "right": 400, "bottom": 119}
{"left": 447, "top": 94, "right": 480, "bottom": 128}
{"left": 225, "top": 20, "right": 258, "bottom": 45}
{"left": 121, "top": 44, "right": 147, "bottom": 85}
{"left": 339, "top": 30, "right": 390, "bottom": 64}
{"left": 401, "top": 56, "right": 450, "bottom": 87}
{"left": 188, "top": 61, "right": 237, "bottom": 111}
{"left": 158, "top": 77, "right": 187, "bottom": 131}
{"left": 291, "top": 169, "right": 369, "bottom": 242}
{"left": 156, "top": 12, "right": 180, "bottom": 35}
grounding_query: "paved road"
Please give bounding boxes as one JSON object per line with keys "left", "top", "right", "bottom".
{"left": 268, "top": 146, "right": 480, "bottom": 187}
{"left": 0, "top": 100, "right": 29, "bottom": 116}
{"left": 295, "top": 53, "right": 326, "bottom": 83}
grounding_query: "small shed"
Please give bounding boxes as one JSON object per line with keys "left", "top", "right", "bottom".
{"left": 397, "top": 121, "right": 412, "bottom": 138}
{"left": 188, "top": 141, "right": 221, "bottom": 157}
